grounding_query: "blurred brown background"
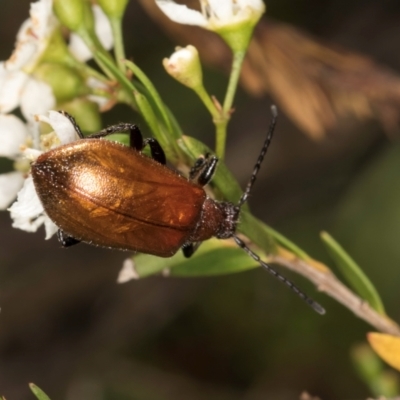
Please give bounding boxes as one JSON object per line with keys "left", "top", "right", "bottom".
{"left": 1, "top": 1, "right": 400, "bottom": 399}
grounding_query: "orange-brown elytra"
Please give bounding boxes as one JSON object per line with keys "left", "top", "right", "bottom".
{"left": 31, "top": 107, "right": 325, "bottom": 315}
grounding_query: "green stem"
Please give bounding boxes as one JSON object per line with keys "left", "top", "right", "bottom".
{"left": 109, "top": 16, "right": 126, "bottom": 72}
{"left": 215, "top": 50, "right": 246, "bottom": 159}
{"left": 79, "top": 63, "right": 109, "bottom": 83}
{"left": 194, "top": 84, "right": 219, "bottom": 118}
{"left": 77, "top": 28, "right": 116, "bottom": 80}
{"left": 222, "top": 50, "right": 245, "bottom": 114}
{"left": 215, "top": 120, "right": 228, "bottom": 159}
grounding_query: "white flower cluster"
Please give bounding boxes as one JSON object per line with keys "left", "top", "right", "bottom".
{"left": 0, "top": 0, "right": 112, "bottom": 237}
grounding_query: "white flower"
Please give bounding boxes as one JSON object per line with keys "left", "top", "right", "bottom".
{"left": 6, "top": 0, "right": 56, "bottom": 72}
{"left": 0, "top": 64, "right": 55, "bottom": 121}
{"left": 8, "top": 111, "right": 78, "bottom": 238}
{"left": 69, "top": 5, "right": 114, "bottom": 62}
{"left": 155, "top": 0, "right": 265, "bottom": 30}
{"left": 0, "top": 0, "right": 58, "bottom": 211}
{"left": 1, "top": 0, "right": 56, "bottom": 120}
{"left": 0, "top": 114, "right": 31, "bottom": 209}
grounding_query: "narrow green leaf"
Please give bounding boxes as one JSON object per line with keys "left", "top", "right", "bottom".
{"left": 29, "top": 383, "right": 51, "bottom": 400}
{"left": 170, "top": 247, "right": 258, "bottom": 276}
{"left": 321, "top": 231, "right": 385, "bottom": 314}
{"left": 133, "top": 91, "right": 164, "bottom": 143}
{"left": 133, "top": 90, "right": 181, "bottom": 161}
{"left": 125, "top": 60, "right": 175, "bottom": 136}
{"left": 95, "top": 51, "right": 138, "bottom": 103}
{"left": 262, "top": 224, "right": 310, "bottom": 260}
{"left": 133, "top": 238, "right": 259, "bottom": 277}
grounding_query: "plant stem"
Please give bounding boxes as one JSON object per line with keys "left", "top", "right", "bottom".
{"left": 222, "top": 50, "right": 245, "bottom": 114}
{"left": 215, "top": 50, "right": 246, "bottom": 159}
{"left": 110, "top": 16, "right": 126, "bottom": 72}
{"left": 271, "top": 248, "right": 400, "bottom": 336}
{"left": 215, "top": 120, "right": 228, "bottom": 159}
{"left": 195, "top": 84, "right": 219, "bottom": 118}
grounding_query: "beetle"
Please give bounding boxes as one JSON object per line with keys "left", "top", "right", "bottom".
{"left": 31, "top": 107, "right": 325, "bottom": 314}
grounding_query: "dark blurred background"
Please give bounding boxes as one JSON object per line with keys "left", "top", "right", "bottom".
{"left": 1, "top": 1, "right": 400, "bottom": 399}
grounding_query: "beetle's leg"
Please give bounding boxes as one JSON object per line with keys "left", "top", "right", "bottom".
{"left": 90, "top": 127, "right": 166, "bottom": 165}
{"left": 59, "top": 111, "right": 85, "bottom": 138}
{"left": 57, "top": 229, "right": 81, "bottom": 247}
{"left": 142, "top": 138, "right": 166, "bottom": 165}
{"left": 189, "top": 153, "right": 218, "bottom": 186}
{"left": 182, "top": 242, "right": 201, "bottom": 258}
{"left": 86, "top": 123, "right": 144, "bottom": 152}
{"left": 84, "top": 124, "right": 167, "bottom": 164}
{"left": 59, "top": 111, "right": 167, "bottom": 165}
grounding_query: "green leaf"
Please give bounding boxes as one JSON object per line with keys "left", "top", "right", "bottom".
{"left": 95, "top": 51, "right": 138, "bottom": 102}
{"left": 261, "top": 224, "right": 310, "bottom": 260}
{"left": 29, "top": 383, "right": 51, "bottom": 400}
{"left": 125, "top": 60, "right": 175, "bottom": 137}
{"left": 133, "top": 238, "right": 259, "bottom": 277}
{"left": 171, "top": 247, "right": 258, "bottom": 276}
{"left": 320, "top": 231, "right": 385, "bottom": 314}
{"left": 133, "top": 91, "right": 167, "bottom": 147}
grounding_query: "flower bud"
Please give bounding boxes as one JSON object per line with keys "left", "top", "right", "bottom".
{"left": 34, "top": 63, "right": 87, "bottom": 102}
{"left": 162, "top": 45, "right": 202, "bottom": 90}
{"left": 98, "top": 0, "right": 129, "bottom": 19}
{"left": 53, "top": 0, "right": 85, "bottom": 32}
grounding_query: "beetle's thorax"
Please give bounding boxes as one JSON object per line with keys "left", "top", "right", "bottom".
{"left": 189, "top": 198, "right": 239, "bottom": 242}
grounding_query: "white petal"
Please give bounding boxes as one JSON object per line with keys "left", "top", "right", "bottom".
{"left": 87, "top": 94, "right": 110, "bottom": 110}
{"left": 44, "top": 216, "right": 58, "bottom": 239}
{"left": 20, "top": 78, "right": 55, "bottom": 121}
{"left": 0, "top": 114, "right": 29, "bottom": 157}
{"left": 68, "top": 5, "right": 113, "bottom": 62}
{"left": 37, "top": 111, "right": 78, "bottom": 145}
{"left": 86, "top": 77, "right": 108, "bottom": 90}
{"left": 93, "top": 5, "right": 113, "bottom": 51}
{"left": 117, "top": 258, "right": 139, "bottom": 283}
{"left": 155, "top": 1, "right": 208, "bottom": 26}
{"left": 9, "top": 0, "right": 56, "bottom": 72}
{"left": 68, "top": 33, "right": 92, "bottom": 62}
{"left": 22, "top": 147, "right": 43, "bottom": 162}
{"left": 6, "top": 21, "right": 38, "bottom": 71}
{"left": 207, "top": 0, "right": 233, "bottom": 21}
{"left": 8, "top": 175, "right": 45, "bottom": 232}
{"left": 238, "top": 0, "right": 265, "bottom": 12}
{"left": 16, "top": 19, "right": 32, "bottom": 42}
{"left": 236, "top": 0, "right": 265, "bottom": 18}
{"left": 86, "top": 78, "right": 110, "bottom": 108}
{"left": 26, "top": 118, "right": 41, "bottom": 150}
{"left": 12, "top": 213, "right": 47, "bottom": 233}
{"left": 0, "top": 171, "right": 24, "bottom": 209}
{"left": 29, "top": 0, "right": 55, "bottom": 39}
{"left": 0, "top": 65, "right": 28, "bottom": 113}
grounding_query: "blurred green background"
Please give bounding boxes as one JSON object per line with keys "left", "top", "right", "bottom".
{"left": 1, "top": 1, "right": 400, "bottom": 399}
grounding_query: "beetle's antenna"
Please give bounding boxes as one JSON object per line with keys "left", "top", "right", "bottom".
{"left": 233, "top": 235, "right": 325, "bottom": 315}
{"left": 237, "top": 105, "right": 278, "bottom": 208}
{"left": 234, "top": 105, "right": 325, "bottom": 315}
